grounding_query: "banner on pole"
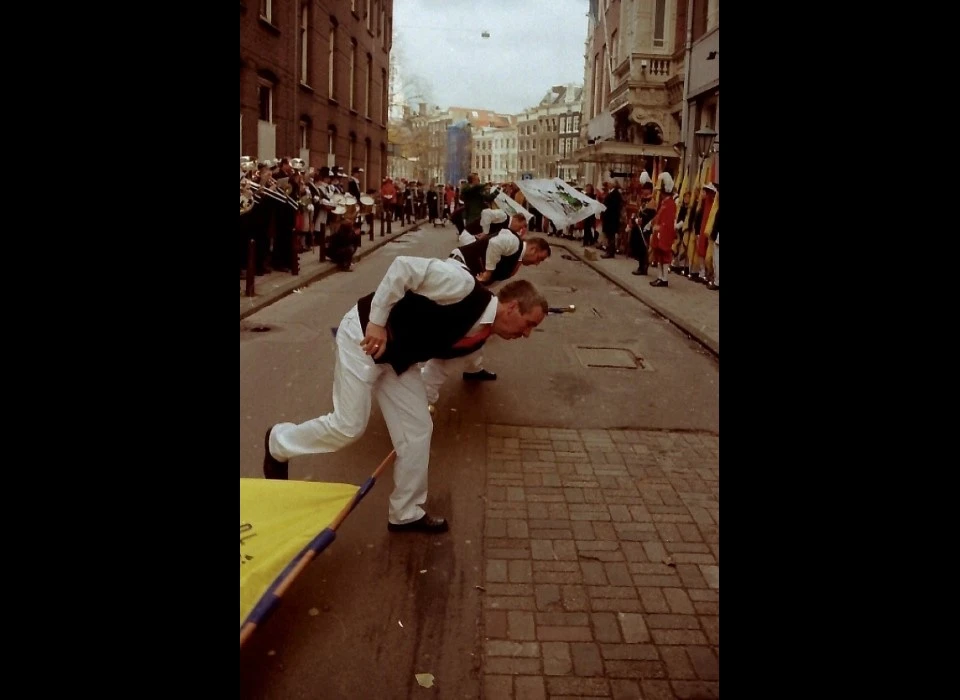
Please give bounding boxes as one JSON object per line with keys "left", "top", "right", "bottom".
{"left": 494, "top": 190, "right": 533, "bottom": 222}
{"left": 514, "top": 178, "right": 606, "bottom": 229}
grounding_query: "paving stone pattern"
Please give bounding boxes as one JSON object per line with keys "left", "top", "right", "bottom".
{"left": 482, "top": 426, "right": 719, "bottom": 700}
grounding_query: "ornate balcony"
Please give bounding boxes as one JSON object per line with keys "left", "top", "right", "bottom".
{"left": 613, "top": 53, "right": 675, "bottom": 84}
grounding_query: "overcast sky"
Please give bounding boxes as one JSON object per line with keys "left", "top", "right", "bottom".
{"left": 392, "top": 0, "right": 591, "bottom": 115}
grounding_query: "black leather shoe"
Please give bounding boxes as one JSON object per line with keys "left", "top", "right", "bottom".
{"left": 263, "top": 427, "right": 289, "bottom": 480}
{"left": 463, "top": 369, "right": 497, "bottom": 381}
{"left": 387, "top": 514, "right": 449, "bottom": 533}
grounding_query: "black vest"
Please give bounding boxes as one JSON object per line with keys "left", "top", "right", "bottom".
{"left": 356, "top": 282, "right": 494, "bottom": 375}
{"left": 456, "top": 230, "right": 522, "bottom": 284}
{"left": 488, "top": 218, "right": 509, "bottom": 236}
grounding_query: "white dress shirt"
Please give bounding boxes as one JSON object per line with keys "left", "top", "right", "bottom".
{"left": 480, "top": 208, "right": 509, "bottom": 235}
{"left": 483, "top": 229, "right": 524, "bottom": 271}
{"left": 368, "top": 256, "right": 497, "bottom": 334}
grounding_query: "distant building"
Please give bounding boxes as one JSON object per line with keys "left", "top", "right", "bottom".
{"left": 446, "top": 120, "right": 472, "bottom": 186}
{"left": 574, "top": 0, "right": 719, "bottom": 187}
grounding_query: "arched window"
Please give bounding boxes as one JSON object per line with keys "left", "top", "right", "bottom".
{"left": 642, "top": 123, "right": 664, "bottom": 145}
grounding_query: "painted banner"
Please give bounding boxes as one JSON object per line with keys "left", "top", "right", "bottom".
{"left": 494, "top": 190, "right": 533, "bottom": 223}
{"left": 514, "top": 178, "right": 606, "bottom": 229}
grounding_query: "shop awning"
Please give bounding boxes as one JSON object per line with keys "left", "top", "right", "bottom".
{"left": 571, "top": 141, "right": 679, "bottom": 164}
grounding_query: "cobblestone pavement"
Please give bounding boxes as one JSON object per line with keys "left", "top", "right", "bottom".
{"left": 481, "top": 425, "right": 719, "bottom": 700}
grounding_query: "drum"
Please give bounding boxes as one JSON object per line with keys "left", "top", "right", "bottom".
{"left": 343, "top": 194, "right": 358, "bottom": 221}
{"left": 359, "top": 195, "right": 375, "bottom": 215}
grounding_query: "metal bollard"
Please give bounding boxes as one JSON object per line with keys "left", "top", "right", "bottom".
{"left": 245, "top": 239, "right": 256, "bottom": 297}
{"left": 291, "top": 236, "right": 300, "bottom": 275}
{"left": 387, "top": 211, "right": 392, "bottom": 234}
{"left": 380, "top": 207, "right": 386, "bottom": 237}
{"left": 318, "top": 227, "right": 326, "bottom": 262}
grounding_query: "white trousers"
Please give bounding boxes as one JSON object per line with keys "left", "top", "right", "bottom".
{"left": 269, "top": 306, "right": 433, "bottom": 525}
{"left": 420, "top": 351, "right": 484, "bottom": 404}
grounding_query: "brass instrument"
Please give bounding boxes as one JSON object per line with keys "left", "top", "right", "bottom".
{"left": 240, "top": 183, "right": 256, "bottom": 215}
{"left": 240, "top": 158, "right": 257, "bottom": 215}
{"left": 275, "top": 177, "right": 294, "bottom": 198}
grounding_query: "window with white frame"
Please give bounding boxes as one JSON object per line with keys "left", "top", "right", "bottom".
{"left": 349, "top": 40, "right": 357, "bottom": 109}
{"left": 592, "top": 54, "right": 600, "bottom": 118}
{"left": 300, "top": 4, "right": 309, "bottom": 84}
{"left": 366, "top": 54, "right": 372, "bottom": 118}
{"left": 328, "top": 127, "right": 336, "bottom": 158}
{"left": 258, "top": 80, "right": 272, "bottom": 122}
{"left": 329, "top": 23, "right": 337, "bottom": 98}
{"left": 654, "top": 0, "right": 666, "bottom": 48}
{"left": 601, "top": 46, "right": 608, "bottom": 102}
{"left": 260, "top": 0, "right": 272, "bottom": 23}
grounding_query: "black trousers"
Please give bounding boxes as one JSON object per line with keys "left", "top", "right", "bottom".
{"left": 629, "top": 225, "right": 647, "bottom": 272}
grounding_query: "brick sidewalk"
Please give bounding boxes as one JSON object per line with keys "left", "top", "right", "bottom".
{"left": 481, "top": 425, "right": 719, "bottom": 700}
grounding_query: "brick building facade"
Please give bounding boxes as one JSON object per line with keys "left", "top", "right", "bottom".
{"left": 240, "top": 0, "right": 393, "bottom": 193}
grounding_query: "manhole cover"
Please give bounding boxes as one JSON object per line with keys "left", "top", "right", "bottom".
{"left": 575, "top": 346, "right": 645, "bottom": 369}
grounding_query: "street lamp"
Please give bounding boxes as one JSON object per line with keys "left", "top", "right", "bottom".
{"left": 695, "top": 127, "right": 717, "bottom": 159}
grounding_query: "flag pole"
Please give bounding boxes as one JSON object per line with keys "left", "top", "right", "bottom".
{"left": 240, "top": 449, "right": 398, "bottom": 648}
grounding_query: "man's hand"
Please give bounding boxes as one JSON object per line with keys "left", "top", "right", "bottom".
{"left": 477, "top": 270, "right": 493, "bottom": 284}
{"left": 361, "top": 323, "right": 387, "bottom": 359}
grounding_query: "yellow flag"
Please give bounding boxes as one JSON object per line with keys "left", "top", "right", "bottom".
{"left": 704, "top": 191, "right": 719, "bottom": 273}
{"left": 676, "top": 160, "right": 690, "bottom": 208}
{"left": 704, "top": 191, "right": 719, "bottom": 236}
{"left": 240, "top": 478, "right": 359, "bottom": 629}
{"left": 685, "top": 157, "right": 708, "bottom": 230}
